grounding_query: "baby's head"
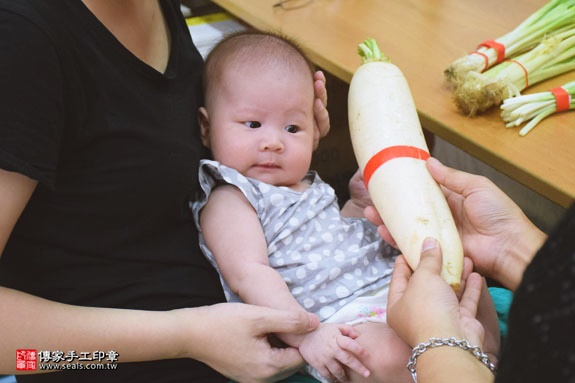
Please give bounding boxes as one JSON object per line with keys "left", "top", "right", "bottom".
{"left": 198, "top": 31, "right": 318, "bottom": 189}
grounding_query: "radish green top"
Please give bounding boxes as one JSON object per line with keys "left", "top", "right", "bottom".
{"left": 357, "top": 38, "right": 391, "bottom": 64}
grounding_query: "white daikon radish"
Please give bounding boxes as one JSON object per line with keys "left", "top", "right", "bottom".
{"left": 348, "top": 39, "right": 463, "bottom": 289}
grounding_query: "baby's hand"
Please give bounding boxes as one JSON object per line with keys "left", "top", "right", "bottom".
{"left": 298, "top": 323, "right": 370, "bottom": 382}
{"left": 341, "top": 169, "right": 372, "bottom": 218}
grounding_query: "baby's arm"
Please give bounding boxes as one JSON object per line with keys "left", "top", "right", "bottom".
{"left": 199, "top": 185, "right": 369, "bottom": 380}
{"left": 200, "top": 185, "right": 306, "bottom": 320}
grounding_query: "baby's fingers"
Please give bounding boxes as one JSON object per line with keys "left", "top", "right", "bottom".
{"left": 336, "top": 336, "right": 370, "bottom": 378}
{"left": 338, "top": 324, "right": 360, "bottom": 340}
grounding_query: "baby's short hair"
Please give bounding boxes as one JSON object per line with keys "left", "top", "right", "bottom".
{"left": 202, "top": 30, "right": 316, "bottom": 98}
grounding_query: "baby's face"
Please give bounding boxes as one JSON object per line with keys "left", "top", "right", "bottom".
{"left": 202, "top": 61, "right": 316, "bottom": 189}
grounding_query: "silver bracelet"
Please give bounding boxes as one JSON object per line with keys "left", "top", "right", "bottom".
{"left": 407, "top": 337, "right": 496, "bottom": 382}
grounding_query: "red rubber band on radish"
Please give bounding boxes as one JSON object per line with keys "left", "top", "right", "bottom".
{"left": 551, "top": 86, "right": 571, "bottom": 112}
{"left": 471, "top": 51, "right": 490, "bottom": 72}
{"left": 506, "top": 60, "right": 529, "bottom": 88}
{"left": 478, "top": 40, "right": 505, "bottom": 64}
{"left": 363, "top": 145, "right": 430, "bottom": 187}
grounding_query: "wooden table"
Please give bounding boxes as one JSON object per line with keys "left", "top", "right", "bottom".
{"left": 212, "top": 0, "right": 575, "bottom": 208}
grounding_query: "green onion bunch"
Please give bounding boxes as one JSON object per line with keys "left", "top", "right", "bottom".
{"left": 501, "top": 80, "right": 575, "bottom": 136}
{"left": 445, "top": 0, "right": 575, "bottom": 117}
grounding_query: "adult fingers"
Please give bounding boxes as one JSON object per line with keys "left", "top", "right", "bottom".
{"left": 312, "top": 98, "right": 329, "bottom": 149}
{"left": 426, "top": 157, "right": 480, "bottom": 199}
{"left": 254, "top": 308, "right": 319, "bottom": 336}
{"left": 456, "top": 257, "right": 474, "bottom": 299}
{"left": 387, "top": 255, "right": 412, "bottom": 310}
{"left": 459, "top": 272, "right": 483, "bottom": 319}
{"left": 314, "top": 70, "right": 328, "bottom": 107}
{"left": 313, "top": 70, "right": 330, "bottom": 143}
{"left": 417, "top": 237, "right": 443, "bottom": 275}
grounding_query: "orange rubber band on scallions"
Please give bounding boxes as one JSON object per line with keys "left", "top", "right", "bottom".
{"left": 551, "top": 86, "right": 571, "bottom": 112}
{"left": 477, "top": 40, "right": 506, "bottom": 65}
{"left": 471, "top": 50, "right": 490, "bottom": 72}
{"left": 506, "top": 59, "right": 529, "bottom": 88}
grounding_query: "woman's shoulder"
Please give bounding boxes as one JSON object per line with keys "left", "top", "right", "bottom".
{"left": 0, "top": 1, "right": 75, "bottom": 32}
{"left": 0, "top": 1, "right": 91, "bottom": 60}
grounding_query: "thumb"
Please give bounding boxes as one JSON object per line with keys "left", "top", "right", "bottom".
{"left": 417, "top": 237, "right": 443, "bottom": 275}
{"left": 427, "top": 157, "right": 473, "bottom": 198}
{"left": 256, "top": 308, "right": 319, "bottom": 335}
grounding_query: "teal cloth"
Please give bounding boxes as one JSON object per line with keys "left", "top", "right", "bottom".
{"left": 488, "top": 286, "right": 513, "bottom": 342}
{"left": 276, "top": 374, "right": 320, "bottom": 383}
{"left": 231, "top": 287, "right": 513, "bottom": 383}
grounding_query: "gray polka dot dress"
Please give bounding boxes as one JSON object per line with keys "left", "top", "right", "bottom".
{"left": 192, "top": 160, "right": 398, "bottom": 322}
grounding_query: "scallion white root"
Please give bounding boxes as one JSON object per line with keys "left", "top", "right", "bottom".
{"left": 501, "top": 80, "right": 575, "bottom": 136}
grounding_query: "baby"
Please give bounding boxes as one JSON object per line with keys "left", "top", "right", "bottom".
{"left": 192, "top": 30, "right": 413, "bottom": 383}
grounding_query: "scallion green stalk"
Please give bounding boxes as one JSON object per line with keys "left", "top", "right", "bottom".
{"left": 453, "top": 28, "right": 575, "bottom": 116}
{"left": 445, "top": 0, "right": 575, "bottom": 86}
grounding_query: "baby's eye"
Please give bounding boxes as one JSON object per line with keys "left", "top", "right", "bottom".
{"left": 244, "top": 121, "right": 261, "bottom": 129}
{"left": 285, "top": 125, "right": 299, "bottom": 133}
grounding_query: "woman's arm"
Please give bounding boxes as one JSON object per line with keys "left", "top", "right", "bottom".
{"left": 0, "top": 286, "right": 187, "bottom": 372}
{"left": 0, "top": 170, "right": 318, "bottom": 381}
{"left": 0, "top": 169, "right": 37, "bottom": 254}
{"left": 412, "top": 344, "right": 494, "bottom": 383}
{"left": 1, "top": 286, "right": 318, "bottom": 382}
{"left": 0, "top": 170, "right": 184, "bottom": 370}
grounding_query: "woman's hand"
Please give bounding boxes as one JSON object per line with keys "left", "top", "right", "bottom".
{"left": 387, "top": 239, "right": 486, "bottom": 348}
{"left": 425, "top": 157, "right": 546, "bottom": 290}
{"left": 176, "top": 303, "right": 319, "bottom": 383}
{"left": 387, "top": 239, "right": 496, "bottom": 383}
{"left": 366, "top": 157, "right": 547, "bottom": 291}
{"left": 313, "top": 70, "right": 330, "bottom": 149}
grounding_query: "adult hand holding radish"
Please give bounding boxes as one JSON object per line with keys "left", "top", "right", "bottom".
{"left": 348, "top": 39, "right": 463, "bottom": 289}
{"left": 386, "top": 240, "right": 498, "bottom": 383}
{"left": 425, "top": 158, "right": 546, "bottom": 291}
{"left": 366, "top": 157, "right": 548, "bottom": 292}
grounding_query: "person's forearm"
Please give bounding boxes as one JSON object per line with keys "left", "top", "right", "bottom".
{"left": 499, "top": 221, "right": 547, "bottom": 292}
{"left": 415, "top": 346, "right": 494, "bottom": 383}
{"left": 0, "top": 286, "right": 190, "bottom": 374}
{"left": 227, "top": 265, "right": 307, "bottom": 347}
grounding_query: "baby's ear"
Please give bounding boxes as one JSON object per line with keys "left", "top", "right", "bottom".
{"left": 197, "top": 107, "right": 210, "bottom": 147}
